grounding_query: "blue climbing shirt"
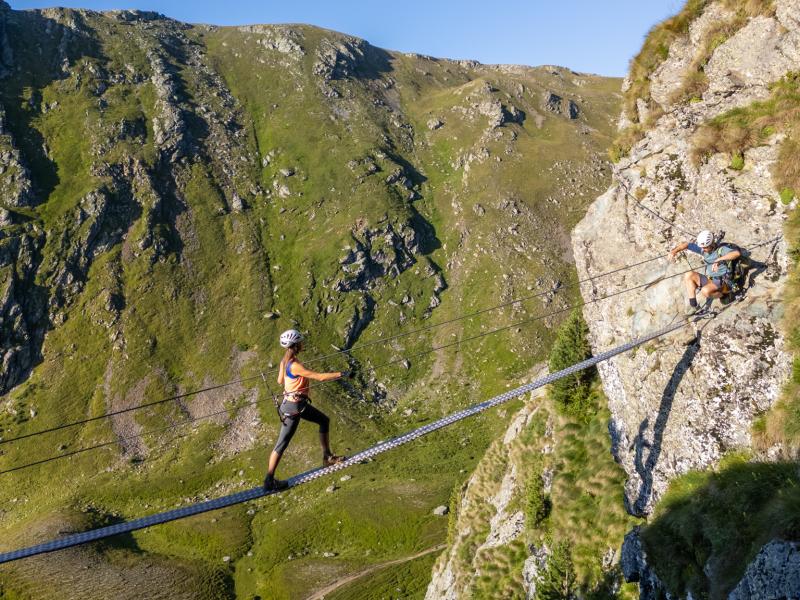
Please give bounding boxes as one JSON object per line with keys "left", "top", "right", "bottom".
{"left": 687, "top": 243, "right": 734, "bottom": 279}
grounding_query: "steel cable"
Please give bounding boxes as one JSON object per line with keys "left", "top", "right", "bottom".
{"left": 0, "top": 317, "right": 690, "bottom": 564}
{"left": 0, "top": 247, "right": 675, "bottom": 446}
{"left": 0, "top": 235, "right": 780, "bottom": 476}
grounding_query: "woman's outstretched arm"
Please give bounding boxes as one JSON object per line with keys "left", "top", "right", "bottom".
{"left": 289, "top": 361, "right": 343, "bottom": 382}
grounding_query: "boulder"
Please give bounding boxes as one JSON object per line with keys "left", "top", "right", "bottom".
{"left": 427, "top": 117, "right": 444, "bottom": 130}
{"left": 620, "top": 527, "right": 669, "bottom": 600}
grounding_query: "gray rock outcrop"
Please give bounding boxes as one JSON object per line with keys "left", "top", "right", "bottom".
{"left": 543, "top": 91, "right": 579, "bottom": 119}
{"left": 0, "top": 105, "right": 35, "bottom": 208}
{"left": 312, "top": 35, "right": 382, "bottom": 98}
{"left": 620, "top": 527, "right": 671, "bottom": 600}
{"left": 237, "top": 25, "right": 305, "bottom": 60}
{"left": 573, "top": 0, "right": 796, "bottom": 519}
{"left": 335, "top": 221, "right": 419, "bottom": 292}
{"left": 521, "top": 544, "right": 551, "bottom": 600}
{"left": 0, "top": 0, "right": 13, "bottom": 78}
{"left": 728, "top": 540, "right": 800, "bottom": 600}
{"left": 331, "top": 218, "right": 444, "bottom": 348}
{"left": 0, "top": 224, "right": 46, "bottom": 394}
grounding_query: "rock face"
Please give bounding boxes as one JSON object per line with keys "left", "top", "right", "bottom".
{"left": 0, "top": 224, "right": 46, "bottom": 394}
{"left": 573, "top": 0, "right": 796, "bottom": 519}
{"left": 728, "top": 540, "right": 800, "bottom": 600}
{"left": 426, "top": 377, "right": 548, "bottom": 600}
{"left": 0, "top": 105, "right": 34, "bottom": 208}
{"left": 335, "top": 221, "right": 420, "bottom": 292}
{"left": 0, "top": 1, "right": 12, "bottom": 78}
{"left": 620, "top": 527, "right": 670, "bottom": 600}
{"left": 543, "top": 91, "right": 579, "bottom": 119}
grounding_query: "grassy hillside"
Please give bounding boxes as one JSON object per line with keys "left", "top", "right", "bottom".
{"left": 0, "top": 5, "right": 620, "bottom": 599}
{"left": 430, "top": 312, "right": 640, "bottom": 599}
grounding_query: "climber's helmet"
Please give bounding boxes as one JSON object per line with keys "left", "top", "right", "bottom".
{"left": 696, "top": 230, "right": 714, "bottom": 250}
{"left": 279, "top": 329, "right": 304, "bottom": 348}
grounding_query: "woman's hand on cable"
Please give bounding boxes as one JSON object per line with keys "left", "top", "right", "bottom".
{"left": 339, "top": 370, "right": 353, "bottom": 379}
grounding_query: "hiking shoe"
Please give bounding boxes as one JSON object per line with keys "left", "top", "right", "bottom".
{"left": 323, "top": 454, "right": 346, "bottom": 468}
{"left": 684, "top": 304, "right": 700, "bottom": 317}
{"left": 263, "top": 475, "right": 288, "bottom": 492}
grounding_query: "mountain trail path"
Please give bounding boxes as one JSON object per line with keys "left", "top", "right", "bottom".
{"left": 305, "top": 544, "right": 446, "bottom": 600}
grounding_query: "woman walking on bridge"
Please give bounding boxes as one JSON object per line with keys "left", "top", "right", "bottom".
{"left": 264, "top": 329, "right": 348, "bottom": 491}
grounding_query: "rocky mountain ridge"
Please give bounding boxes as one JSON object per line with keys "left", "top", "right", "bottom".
{"left": 0, "top": 3, "right": 622, "bottom": 598}
{"left": 427, "top": 1, "right": 800, "bottom": 598}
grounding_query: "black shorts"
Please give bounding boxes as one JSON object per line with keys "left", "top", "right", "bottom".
{"left": 272, "top": 398, "right": 330, "bottom": 455}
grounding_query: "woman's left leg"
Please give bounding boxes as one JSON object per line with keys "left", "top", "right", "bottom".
{"left": 300, "top": 404, "right": 344, "bottom": 465}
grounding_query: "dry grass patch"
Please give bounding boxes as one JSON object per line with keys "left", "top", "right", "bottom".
{"left": 753, "top": 200, "right": 800, "bottom": 451}
{"left": 612, "top": 0, "right": 776, "bottom": 162}
{"left": 691, "top": 72, "right": 800, "bottom": 171}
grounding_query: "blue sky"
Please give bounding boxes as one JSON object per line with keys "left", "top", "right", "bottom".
{"left": 9, "top": 1, "right": 685, "bottom": 76}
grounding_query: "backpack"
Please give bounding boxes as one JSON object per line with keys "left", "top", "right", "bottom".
{"left": 715, "top": 231, "right": 750, "bottom": 303}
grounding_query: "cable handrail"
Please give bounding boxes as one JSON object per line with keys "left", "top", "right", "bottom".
{"left": 0, "top": 246, "right": 675, "bottom": 446}
{"left": 0, "top": 235, "right": 780, "bottom": 476}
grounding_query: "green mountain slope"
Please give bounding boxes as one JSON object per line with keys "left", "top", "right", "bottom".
{"left": 0, "top": 3, "right": 620, "bottom": 598}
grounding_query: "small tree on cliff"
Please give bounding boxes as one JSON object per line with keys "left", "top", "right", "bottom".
{"left": 548, "top": 308, "right": 596, "bottom": 420}
{"left": 536, "top": 540, "right": 577, "bottom": 600}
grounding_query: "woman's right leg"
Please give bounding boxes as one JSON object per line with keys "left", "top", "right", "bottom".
{"left": 265, "top": 416, "right": 299, "bottom": 489}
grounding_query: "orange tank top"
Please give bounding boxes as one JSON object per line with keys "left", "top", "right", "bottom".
{"left": 283, "top": 359, "right": 309, "bottom": 397}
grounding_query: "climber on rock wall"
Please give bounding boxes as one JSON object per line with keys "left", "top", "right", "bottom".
{"left": 669, "top": 229, "right": 742, "bottom": 316}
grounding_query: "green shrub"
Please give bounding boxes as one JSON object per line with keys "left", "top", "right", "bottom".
{"left": 535, "top": 540, "right": 577, "bottom": 600}
{"left": 548, "top": 309, "right": 596, "bottom": 420}
{"left": 730, "top": 152, "right": 745, "bottom": 170}
{"left": 525, "top": 460, "right": 550, "bottom": 530}
{"left": 780, "top": 187, "right": 795, "bottom": 204}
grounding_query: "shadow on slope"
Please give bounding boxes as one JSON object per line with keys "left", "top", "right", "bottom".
{"left": 632, "top": 335, "right": 701, "bottom": 516}
{"left": 0, "top": 506, "right": 235, "bottom": 599}
{"left": 641, "top": 456, "right": 800, "bottom": 599}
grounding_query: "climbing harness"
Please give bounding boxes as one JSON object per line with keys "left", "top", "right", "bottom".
{"left": 0, "top": 318, "right": 691, "bottom": 565}
{"left": 279, "top": 395, "right": 310, "bottom": 418}
{"left": 260, "top": 371, "right": 286, "bottom": 426}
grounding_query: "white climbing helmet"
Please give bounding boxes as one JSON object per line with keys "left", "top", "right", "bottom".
{"left": 696, "top": 230, "right": 714, "bottom": 248}
{"left": 279, "top": 329, "right": 304, "bottom": 348}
